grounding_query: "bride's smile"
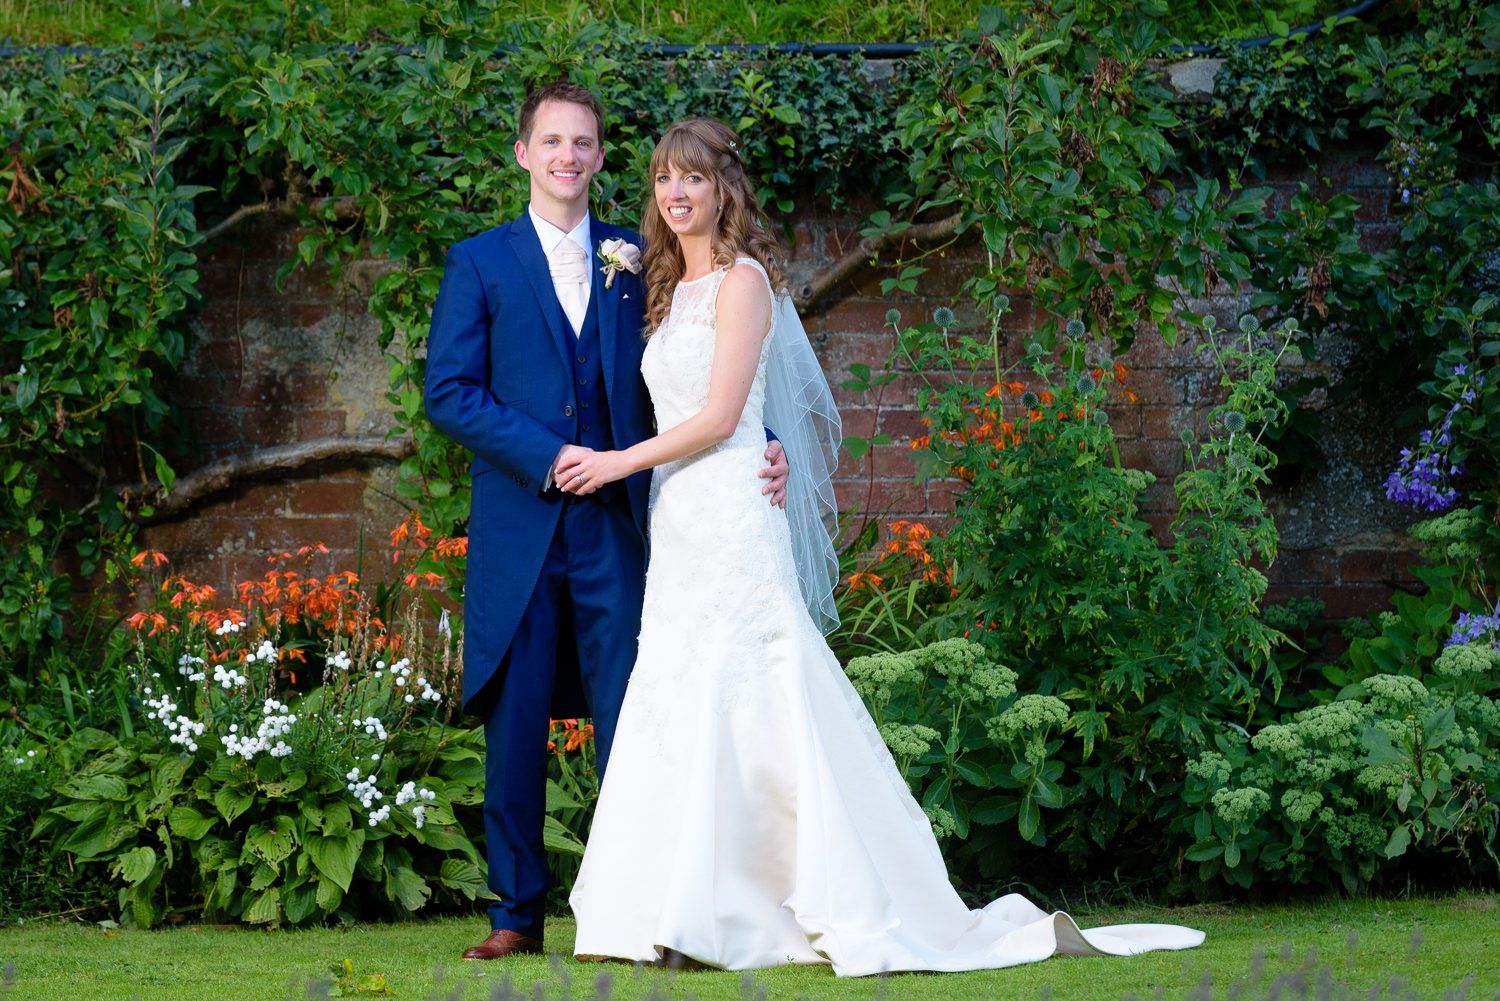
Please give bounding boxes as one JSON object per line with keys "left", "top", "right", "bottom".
{"left": 654, "top": 163, "right": 718, "bottom": 248}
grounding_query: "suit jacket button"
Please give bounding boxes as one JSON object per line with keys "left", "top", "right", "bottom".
{"left": 564, "top": 405, "right": 575, "bottom": 417}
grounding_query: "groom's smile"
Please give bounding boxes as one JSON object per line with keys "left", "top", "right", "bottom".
{"left": 515, "top": 99, "right": 604, "bottom": 226}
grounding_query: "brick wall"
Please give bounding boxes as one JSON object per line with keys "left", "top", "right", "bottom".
{"left": 138, "top": 144, "right": 1421, "bottom": 623}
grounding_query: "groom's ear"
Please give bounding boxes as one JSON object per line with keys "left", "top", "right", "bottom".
{"left": 515, "top": 139, "right": 529, "bottom": 169}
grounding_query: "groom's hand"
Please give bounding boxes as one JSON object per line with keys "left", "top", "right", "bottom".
{"left": 551, "top": 444, "right": 593, "bottom": 492}
{"left": 759, "top": 440, "right": 788, "bottom": 509}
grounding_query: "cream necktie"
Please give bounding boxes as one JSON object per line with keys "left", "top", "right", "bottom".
{"left": 549, "top": 238, "right": 590, "bottom": 336}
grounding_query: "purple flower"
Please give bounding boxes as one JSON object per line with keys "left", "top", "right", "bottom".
{"left": 1447, "top": 612, "right": 1500, "bottom": 648}
{"left": 1454, "top": 363, "right": 1468, "bottom": 376}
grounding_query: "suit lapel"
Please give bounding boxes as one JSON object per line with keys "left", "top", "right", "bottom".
{"left": 508, "top": 212, "right": 574, "bottom": 371}
{"left": 592, "top": 217, "right": 621, "bottom": 405}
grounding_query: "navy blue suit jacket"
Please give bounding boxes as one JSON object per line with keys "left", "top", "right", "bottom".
{"left": 424, "top": 212, "right": 653, "bottom": 713}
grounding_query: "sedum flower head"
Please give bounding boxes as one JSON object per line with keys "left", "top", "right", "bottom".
{"left": 879, "top": 722, "right": 940, "bottom": 758}
{"left": 988, "top": 694, "right": 1071, "bottom": 740}
{"left": 1434, "top": 642, "right": 1500, "bottom": 679}
{"left": 845, "top": 650, "right": 923, "bottom": 708}
{"left": 1280, "top": 788, "right": 1324, "bottom": 824}
{"left": 924, "top": 806, "right": 957, "bottom": 840}
{"left": 1363, "top": 673, "right": 1429, "bottom": 716}
{"left": 1211, "top": 786, "right": 1270, "bottom": 825}
{"left": 1186, "top": 751, "right": 1232, "bottom": 785}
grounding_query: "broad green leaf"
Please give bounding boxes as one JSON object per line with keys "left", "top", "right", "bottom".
{"left": 169, "top": 805, "right": 215, "bottom": 841}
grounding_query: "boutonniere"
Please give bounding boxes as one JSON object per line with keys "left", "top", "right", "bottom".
{"left": 597, "top": 238, "right": 642, "bottom": 289}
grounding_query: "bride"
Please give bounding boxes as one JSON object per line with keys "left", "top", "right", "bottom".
{"left": 553, "top": 118, "right": 1203, "bottom": 976}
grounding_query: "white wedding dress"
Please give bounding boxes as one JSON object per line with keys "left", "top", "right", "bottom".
{"left": 568, "top": 259, "right": 1204, "bottom": 976}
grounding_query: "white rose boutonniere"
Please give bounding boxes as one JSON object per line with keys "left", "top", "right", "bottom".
{"left": 597, "top": 238, "right": 643, "bottom": 289}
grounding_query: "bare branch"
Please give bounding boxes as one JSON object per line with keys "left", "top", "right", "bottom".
{"left": 793, "top": 212, "right": 964, "bottom": 315}
{"left": 121, "top": 434, "right": 414, "bottom": 522}
{"left": 199, "top": 195, "right": 361, "bottom": 245}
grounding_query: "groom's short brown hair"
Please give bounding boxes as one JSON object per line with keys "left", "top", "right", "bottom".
{"left": 518, "top": 82, "right": 605, "bottom": 145}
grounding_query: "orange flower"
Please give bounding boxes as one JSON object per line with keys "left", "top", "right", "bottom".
{"left": 125, "top": 611, "right": 173, "bottom": 636}
{"left": 390, "top": 511, "right": 432, "bottom": 547}
{"left": 404, "top": 571, "right": 446, "bottom": 588}
{"left": 847, "top": 572, "right": 886, "bottom": 592}
{"left": 131, "top": 549, "right": 169, "bottom": 568}
{"left": 435, "top": 536, "right": 469, "bottom": 558}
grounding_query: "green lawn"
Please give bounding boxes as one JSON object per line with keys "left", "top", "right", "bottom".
{"left": 2, "top": 895, "right": 1497, "bottom": 1001}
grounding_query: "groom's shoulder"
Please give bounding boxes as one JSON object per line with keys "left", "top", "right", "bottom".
{"left": 594, "top": 218, "right": 642, "bottom": 245}
{"left": 453, "top": 218, "right": 521, "bottom": 254}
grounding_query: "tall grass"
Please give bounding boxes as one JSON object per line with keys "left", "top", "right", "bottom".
{"left": 0, "top": 0, "right": 1353, "bottom": 48}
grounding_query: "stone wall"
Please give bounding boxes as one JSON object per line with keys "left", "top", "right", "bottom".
{"left": 138, "top": 144, "right": 1422, "bottom": 623}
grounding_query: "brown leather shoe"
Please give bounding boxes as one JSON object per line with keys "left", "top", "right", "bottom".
{"left": 461, "top": 928, "right": 544, "bottom": 961}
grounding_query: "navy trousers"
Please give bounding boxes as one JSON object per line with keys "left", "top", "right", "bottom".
{"left": 480, "top": 493, "right": 645, "bottom": 938}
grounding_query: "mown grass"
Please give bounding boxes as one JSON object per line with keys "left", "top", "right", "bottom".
{"left": 1, "top": 0, "right": 1345, "bottom": 48}
{"left": 2, "top": 894, "right": 1497, "bottom": 1001}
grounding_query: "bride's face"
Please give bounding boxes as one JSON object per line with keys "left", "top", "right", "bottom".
{"left": 653, "top": 162, "right": 719, "bottom": 241}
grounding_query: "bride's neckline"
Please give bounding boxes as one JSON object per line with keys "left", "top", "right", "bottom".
{"left": 678, "top": 265, "right": 728, "bottom": 286}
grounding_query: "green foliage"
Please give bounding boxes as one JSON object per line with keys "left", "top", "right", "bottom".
{"left": 1, "top": 55, "right": 204, "bottom": 682}
{"left": 887, "top": 3, "right": 1266, "bottom": 352}
{"left": 847, "top": 638, "right": 1075, "bottom": 850}
{"left": 1178, "top": 664, "right": 1500, "bottom": 894}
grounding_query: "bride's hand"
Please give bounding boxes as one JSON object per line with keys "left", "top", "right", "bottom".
{"left": 556, "top": 449, "right": 631, "bottom": 495}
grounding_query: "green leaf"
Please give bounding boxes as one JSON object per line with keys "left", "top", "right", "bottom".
{"left": 1185, "top": 840, "right": 1224, "bottom": 862}
{"left": 438, "top": 858, "right": 486, "bottom": 900}
{"left": 1384, "top": 824, "right": 1412, "bottom": 858}
{"left": 282, "top": 880, "right": 319, "bottom": 924}
{"left": 168, "top": 805, "right": 215, "bottom": 841}
{"left": 316, "top": 875, "right": 345, "bottom": 913}
{"left": 214, "top": 785, "right": 255, "bottom": 823}
{"left": 306, "top": 829, "right": 365, "bottom": 893}
{"left": 61, "top": 774, "right": 128, "bottom": 800}
{"left": 154, "top": 451, "right": 176, "bottom": 493}
{"left": 247, "top": 815, "right": 297, "bottom": 865}
{"left": 545, "top": 779, "right": 582, "bottom": 812}
{"left": 543, "top": 815, "right": 584, "bottom": 856}
{"left": 384, "top": 865, "right": 431, "bottom": 912}
{"left": 116, "top": 846, "right": 158, "bottom": 885}
{"left": 244, "top": 887, "right": 282, "bottom": 925}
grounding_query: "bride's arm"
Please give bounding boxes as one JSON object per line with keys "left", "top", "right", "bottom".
{"left": 555, "top": 266, "right": 770, "bottom": 491}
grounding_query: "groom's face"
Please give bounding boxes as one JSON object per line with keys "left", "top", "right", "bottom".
{"left": 515, "top": 99, "right": 605, "bottom": 215}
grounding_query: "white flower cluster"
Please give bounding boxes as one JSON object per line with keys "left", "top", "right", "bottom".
{"left": 177, "top": 653, "right": 206, "bottom": 683}
{"left": 358, "top": 716, "right": 388, "bottom": 740}
{"left": 243, "top": 640, "right": 278, "bottom": 664}
{"left": 221, "top": 699, "right": 297, "bottom": 761}
{"left": 328, "top": 649, "right": 352, "bottom": 671}
{"left": 10, "top": 749, "right": 38, "bottom": 765}
{"left": 346, "top": 766, "right": 387, "bottom": 825}
{"left": 396, "top": 781, "right": 437, "bottom": 828}
{"left": 144, "top": 689, "right": 207, "bottom": 752}
{"left": 212, "top": 662, "right": 248, "bottom": 690}
{"left": 381, "top": 657, "right": 441, "bottom": 705}
{"left": 214, "top": 619, "right": 244, "bottom": 637}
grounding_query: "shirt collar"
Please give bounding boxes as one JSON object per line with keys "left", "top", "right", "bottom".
{"left": 529, "top": 205, "right": 591, "bottom": 258}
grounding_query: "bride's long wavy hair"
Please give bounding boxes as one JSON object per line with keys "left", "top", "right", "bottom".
{"left": 641, "top": 118, "right": 788, "bottom": 335}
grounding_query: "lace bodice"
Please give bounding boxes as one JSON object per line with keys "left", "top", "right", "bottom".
{"left": 640, "top": 258, "right": 774, "bottom": 451}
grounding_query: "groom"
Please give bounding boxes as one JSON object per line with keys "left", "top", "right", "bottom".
{"left": 424, "top": 82, "right": 787, "bottom": 961}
